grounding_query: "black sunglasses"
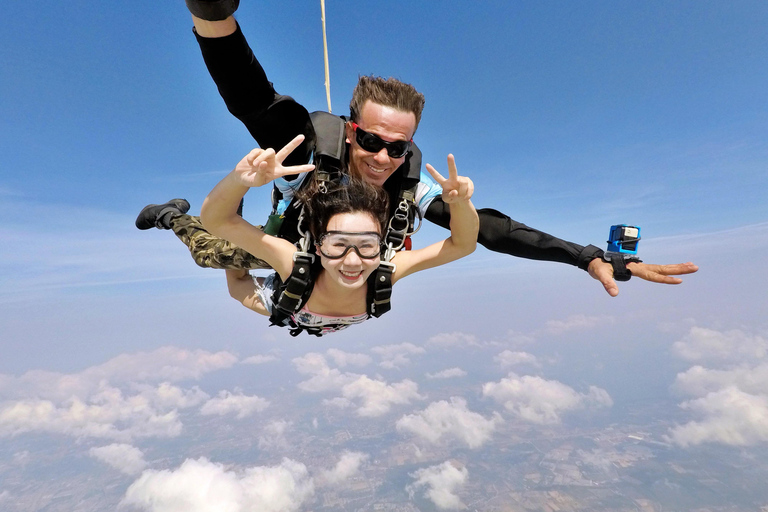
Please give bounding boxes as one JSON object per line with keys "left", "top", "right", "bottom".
{"left": 350, "top": 122, "right": 412, "bottom": 159}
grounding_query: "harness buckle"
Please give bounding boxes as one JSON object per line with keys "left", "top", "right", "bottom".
{"left": 385, "top": 198, "right": 420, "bottom": 252}
{"left": 293, "top": 250, "right": 316, "bottom": 265}
{"left": 378, "top": 258, "right": 397, "bottom": 274}
{"left": 382, "top": 244, "right": 399, "bottom": 265}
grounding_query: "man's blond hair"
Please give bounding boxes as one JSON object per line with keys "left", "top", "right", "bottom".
{"left": 349, "top": 75, "right": 425, "bottom": 134}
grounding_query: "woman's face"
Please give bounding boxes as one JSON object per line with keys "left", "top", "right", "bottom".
{"left": 316, "top": 211, "right": 382, "bottom": 289}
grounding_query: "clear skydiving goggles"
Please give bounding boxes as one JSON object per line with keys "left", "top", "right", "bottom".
{"left": 316, "top": 231, "right": 384, "bottom": 260}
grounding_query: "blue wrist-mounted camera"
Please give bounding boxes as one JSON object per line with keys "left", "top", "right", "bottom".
{"left": 604, "top": 224, "right": 642, "bottom": 281}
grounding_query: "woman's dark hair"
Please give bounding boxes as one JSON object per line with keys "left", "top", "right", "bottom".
{"left": 296, "top": 177, "right": 390, "bottom": 239}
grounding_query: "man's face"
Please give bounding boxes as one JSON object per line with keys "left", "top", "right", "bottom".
{"left": 346, "top": 101, "right": 417, "bottom": 188}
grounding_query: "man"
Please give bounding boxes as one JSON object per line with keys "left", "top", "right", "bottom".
{"left": 169, "top": 0, "right": 697, "bottom": 296}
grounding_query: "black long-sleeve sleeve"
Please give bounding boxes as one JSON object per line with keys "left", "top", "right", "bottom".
{"left": 194, "top": 24, "right": 314, "bottom": 167}
{"left": 425, "top": 198, "right": 604, "bottom": 271}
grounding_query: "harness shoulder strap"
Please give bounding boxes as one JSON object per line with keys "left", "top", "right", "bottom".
{"left": 367, "top": 142, "right": 423, "bottom": 319}
{"left": 273, "top": 112, "right": 348, "bottom": 241}
{"left": 309, "top": 111, "right": 346, "bottom": 185}
{"left": 268, "top": 251, "right": 319, "bottom": 335}
{"left": 367, "top": 261, "right": 395, "bottom": 318}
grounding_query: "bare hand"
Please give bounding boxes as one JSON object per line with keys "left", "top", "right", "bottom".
{"left": 233, "top": 135, "right": 315, "bottom": 188}
{"left": 588, "top": 259, "right": 699, "bottom": 297}
{"left": 425, "top": 154, "right": 474, "bottom": 203}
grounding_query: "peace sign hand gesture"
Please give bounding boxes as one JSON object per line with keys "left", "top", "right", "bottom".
{"left": 426, "top": 154, "right": 474, "bottom": 204}
{"left": 233, "top": 135, "right": 315, "bottom": 188}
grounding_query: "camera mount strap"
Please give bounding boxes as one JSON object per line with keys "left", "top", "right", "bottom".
{"left": 603, "top": 253, "right": 642, "bottom": 282}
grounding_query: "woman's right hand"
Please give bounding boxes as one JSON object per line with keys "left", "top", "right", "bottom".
{"left": 233, "top": 134, "right": 315, "bottom": 188}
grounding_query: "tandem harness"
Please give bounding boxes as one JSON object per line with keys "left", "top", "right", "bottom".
{"left": 268, "top": 111, "right": 423, "bottom": 336}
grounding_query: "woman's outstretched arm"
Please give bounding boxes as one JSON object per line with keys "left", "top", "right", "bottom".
{"left": 201, "top": 135, "right": 314, "bottom": 280}
{"left": 392, "top": 154, "right": 478, "bottom": 283}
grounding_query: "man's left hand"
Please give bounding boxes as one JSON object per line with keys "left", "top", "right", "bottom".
{"left": 588, "top": 259, "right": 699, "bottom": 297}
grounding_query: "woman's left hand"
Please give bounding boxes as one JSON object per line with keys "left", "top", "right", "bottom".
{"left": 426, "top": 154, "right": 474, "bottom": 204}
{"left": 233, "top": 134, "right": 315, "bottom": 188}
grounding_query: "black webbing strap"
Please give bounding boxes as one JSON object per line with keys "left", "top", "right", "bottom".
{"left": 309, "top": 111, "right": 346, "bottom": 193}
{"left": 609, "top": 257, "right": 632, "bottom": 282}
{"left": 367, "top": 261, "right": 395, "bottom": 318}
{"left": 369, "top": 153, "right": 422, "bottom": 319}
{"left": 604, "top": 253, "right": 642, "bottom": 282}
{"left": 270, "top": 252, "right": 315, "bottom": 325}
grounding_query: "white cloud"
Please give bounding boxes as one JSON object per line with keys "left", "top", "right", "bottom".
{"left": 292, "top": 353, "right": 358, "bottom": 393}
{"left": 396, "top": 397, "right": 501, "bottom": 449}
{"left": 322, "top": 397, "right": 353, "bottom": 409}
{"left": 674, "top": 363, "right": 768, "bottom": 397}
{"left": 293, "top": 353, "right": 331, "bottom": 375}
{"left": 494, "top": 350, "right": 540, "bottom": 369}
{"left": 371, "top": 343, "right": 425, "bottom": 369}
{"left": 666, "top": 387, "right": 768, "bottom": 447}
{"left": 258, "top": 420, "right": 292, "bottom": 450}
{"left": 325, "top": 348, "right": 372, "bottom": 368}
{"left": 482, "top": 373, "right": 612, "bottom": 424}
{"left": 501, "top": 330, "right": 537, "bottom": 346}
{"left": 0, "top": 383, "right": 184, "bottom": 441}
{"left": 672, "top": 326, "right": 768, "bottom": 364}
{"left": 425, "top": 332, "right": 479, "bottom": 348}
{"left": 342, "top": 376, "right": 423, "bottom": 417}
{"left": 134, "top": 382, "right": 210, "bottom": 410}
{"left": 426, "top": 368, "right": 467, "bottom": 380}
{"left": 298, "top": 369, "right": 356, "bottom": 393}
{"left": 317, "top": 451, "right": 369, "bottom": 486}
{"left": 13, "top": 451, "right": 30, "bottom": 465}
{"left": 122, "top": 457, "right": 314, "bottom": 512}
{"left": 199, "top": 390, "right": 270, "bottom": 419}
{"left": 292, "top": 353, "right": 420, "bottom": 416}
{"left": 667, "top": 327, "right": 768, "bottom": 448}
{"left": 89, "top": 443, "right": 147, "bottom": 475}
{"left": 241, "top": 354, "right": 278, "bottom": 365}
{"left": 406, "top": 461, "right": 468, "bottom": 510}
{"left": 540, "top": 314, "right": 614, "bottom": 336}
{"left": 0, "top": 347, "right": 237, "bottom": 402}
{"left": 79, "top": 346, "right": 239, "bottom": 385}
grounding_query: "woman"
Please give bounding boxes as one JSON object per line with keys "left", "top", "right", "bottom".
{"left": 200, "top": 135, "right": 478, "bottom": 336}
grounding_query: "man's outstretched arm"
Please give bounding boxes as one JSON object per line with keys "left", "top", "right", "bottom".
{"left": 188, "top": 5, "right": 314, "bottom": 167}
{"left": 424, "top": 198, "right": 698, "bottom": 296}
{"left": 425, "top": 199, "right": 602, "bottom": 269}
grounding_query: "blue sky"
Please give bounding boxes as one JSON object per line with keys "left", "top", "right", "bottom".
{"left": 2, "top": 1, "right": 768, "bottom": 510}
